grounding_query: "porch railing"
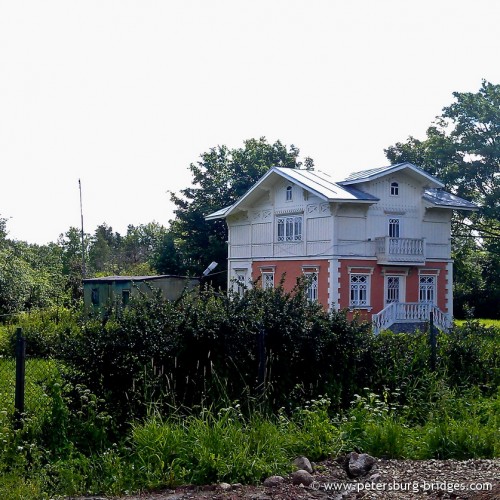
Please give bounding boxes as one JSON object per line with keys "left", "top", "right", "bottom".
{"left": 372, "top": 302, "right": 452, "bottom": 334}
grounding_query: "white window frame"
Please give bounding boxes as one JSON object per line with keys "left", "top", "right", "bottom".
{"left": 388, "top": 217, "right": 401, "bottom": 238}
{"left": 304, "top": 271, "right": 318, "bottom": 302}
{"left": 349, "top": 273, "right": 370, "bottom": 308}
{"left": 390, "top": 181, "right": 399, "bottom": 196}
{"left": 385, "top": 275, "right": 401, "bottom": 305}
{"left": 285, "top": 185, "right": 293, "bottom": 201}
{"left": 419, "top": 275, "right": 436, "bottom": 304}
{"left": 277, "top": 215, "right": 302, "bottom": 242}
{"left": 262, "top": 271, "right": 274, "bottom": 290}
{"left": 234, "top": 269, "right": 248, "bottom": 296}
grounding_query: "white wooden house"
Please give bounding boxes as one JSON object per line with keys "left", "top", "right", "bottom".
{"left": 206, "top": 162, "right": 478, "bottom": 332}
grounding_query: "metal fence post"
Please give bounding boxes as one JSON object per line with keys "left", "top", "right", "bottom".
{"left": 429, "top": 311, "right": 436, "bottom": 372}
{"left": 14, "top": 327, "right": 26, "bottom": 429}
{"left": 257, "top": 326, "right": 267, "bottom": 396}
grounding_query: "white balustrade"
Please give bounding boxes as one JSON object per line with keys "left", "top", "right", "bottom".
{"left": 372, "top": 302, "right": 451, "bottom": 334}
{"left": 375, "top": 237, "right": 426, "bottom": 263}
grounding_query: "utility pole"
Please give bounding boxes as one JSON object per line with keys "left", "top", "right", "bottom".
{"left": 79, "top": 179, "right": 86, "bottom": 278}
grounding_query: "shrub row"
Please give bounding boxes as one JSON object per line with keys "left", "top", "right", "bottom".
{"left": 57, "top": 282, "right": 499, "bottom": 424}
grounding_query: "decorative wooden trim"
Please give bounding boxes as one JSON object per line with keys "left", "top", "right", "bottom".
{"left": 418, "top": 268, "right": 441, "bottom": 276}
{"left": 347, "top": 266, "right": 374, "bottom": 275}
{"left": 381, "top": 267, "right": 410, "bottom": 276}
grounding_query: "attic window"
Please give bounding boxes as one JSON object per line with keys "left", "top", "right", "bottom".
{"left": 286, "top": 185, "right": 293, "bottom": 201}
{"left": 390, "top": 182, "right": 399, "bottom": 196}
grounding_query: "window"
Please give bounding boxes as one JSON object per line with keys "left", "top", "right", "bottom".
{"left": 277, "top": 216, "right": 302, "bottom": 241}
{"left": 262, "top": 272, "right": 274, "bottom": 290}
{"left": 235, "top": 270, "right": 247, "bottom": 296}
{"left": 91, "top": 288, "right": 100, "bottom": 306}
{"left": 286, "top": 185, "right": 293, "bottom": 201}
{"left": 390, "top": 182, "right": 399, "bottom": 196}
{"left": 419, "top": 276, "right": 436, "bottom": 303}
{"left": 304, "top": 272, "right": 318, "bottom": 302}
{"left": 388, "top": 217, "right": 400, "bottom": 238}
{"left": 350, "top": 274, "right": 370, "bottom": 307}
{"left": 122, "top": 289, "right": 130, "bottom": 306}
{"left": 386, "top": 276, "right": 400, "bottom": 303}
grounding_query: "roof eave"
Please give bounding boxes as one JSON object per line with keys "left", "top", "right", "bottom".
{"left": 424, "top": 201, "right": 479, "bottom": 211}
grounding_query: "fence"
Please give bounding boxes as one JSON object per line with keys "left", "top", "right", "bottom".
{"left": 0, "top": 328, "right": 62, "bottom": 431}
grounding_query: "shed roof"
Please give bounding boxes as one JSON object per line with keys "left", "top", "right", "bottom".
{"left": 83, "top": 275, "right": 199, "bottom": 284}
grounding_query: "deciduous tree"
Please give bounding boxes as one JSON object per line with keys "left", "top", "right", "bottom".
{"left": 385, "top": 80, "right": 500, "bottom": 316}
{"left": 168, "top": 137, "right": 313, "bottom": 284}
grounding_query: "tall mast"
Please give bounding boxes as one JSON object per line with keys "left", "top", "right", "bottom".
{"left": 79, "top": 179, "right": 86, "bottom": 278}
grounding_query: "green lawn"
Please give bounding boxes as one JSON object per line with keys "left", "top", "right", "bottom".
{"left": 454, "top": 318, "right": 500, "bottom": 328}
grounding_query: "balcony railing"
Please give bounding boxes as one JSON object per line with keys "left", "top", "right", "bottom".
{"left": 375, "top": 237, "right": 426, "bottom": 264}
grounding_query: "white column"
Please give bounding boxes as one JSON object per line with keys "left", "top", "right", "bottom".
{"left": 329, "top": 258, "right": 340, "bottom": 311}
{"left": 446, "top": 261, "right": 453, "bottom": 319}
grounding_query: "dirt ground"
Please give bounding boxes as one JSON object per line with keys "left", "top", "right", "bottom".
{"left": 73, "top": 458, "right": 499, "bottom": 500}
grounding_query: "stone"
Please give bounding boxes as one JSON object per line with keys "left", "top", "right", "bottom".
{"left": 263, "top": 475, "right": 285, "bottom": 487}
{"left": 218, "top": 482, "right": 232, "bottom": 490}
{"left": 293, "top": 455, "right": 313, "bottom": 473}
{"left": 291, "top": 469, "right": 314, "bottom": 486}
{"left": 346, "top": 452, "right": 377, "bottom": 478}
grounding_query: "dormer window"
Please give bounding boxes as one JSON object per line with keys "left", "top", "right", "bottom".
{"left": 390, "top": 182, "right": 399, "bottom": 196}
{"left": 286, "top": 185, "right": 293, "bottom": 201}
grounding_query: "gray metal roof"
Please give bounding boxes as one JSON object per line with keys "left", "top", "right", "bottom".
{"left": 204, "top": 164, "right": 477, "bottom": 221}
{"left": 274, "top": 167, "right": 379, "bottom": 202}
{"left": 83, "top": 275, "right": 199, "bottom": 284}
{"left": 204, "top": 167, "right": 379, "bottom": 220}
{"left": 205, "top": 205, "right": 234, "bottom": 221}
{"left": 423, "top": 189, "right": 478, "bottom": 210}
{"left": 339, "top": 162, "right": 444, "bottom": 188}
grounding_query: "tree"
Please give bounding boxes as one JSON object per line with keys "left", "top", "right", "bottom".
{"left": 168, "top": 137, "right": 313, "bottom": 284}
{"left": 385, "top": 80, "right": 500, "bottom": 317}
{"left": 385, "top": 80, "right": 500, "bottom": 239}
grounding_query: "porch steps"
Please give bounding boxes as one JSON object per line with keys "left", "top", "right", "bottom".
{"left": 372, "top": 302, "right": 451, "bottom": 334}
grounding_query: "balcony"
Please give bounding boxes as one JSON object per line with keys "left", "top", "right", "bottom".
{"left": 375, "top": 237, "right": 426, "bottom": 265}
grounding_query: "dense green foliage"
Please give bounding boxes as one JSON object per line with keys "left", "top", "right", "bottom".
{"left": 0, "top": 290, "right": 498, "bottom": 498}
{"left": 385, "top": 80, "right": 500, "bottom": 317}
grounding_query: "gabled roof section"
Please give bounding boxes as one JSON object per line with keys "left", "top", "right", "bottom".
{"left": 339, "top": 162, "right": 444, "bottom": 188}
{"left": 204, "top": 167, "right": 378, "bottom": 220}
{"left": 423, "top": 189, "right": 479, "bottom": 211}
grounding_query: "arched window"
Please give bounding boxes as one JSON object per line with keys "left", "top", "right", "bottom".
{"left": 390, "top": 182, "right": 399, "bottom": 196}
{"left": 286, "top": 185, "right": 293, "bottom": 201}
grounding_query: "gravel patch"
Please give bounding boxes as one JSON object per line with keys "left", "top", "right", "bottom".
{"left": 70, "top": 458, "right": 499, "bottom": 500}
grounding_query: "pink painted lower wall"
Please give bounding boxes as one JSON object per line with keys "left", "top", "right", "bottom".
{"left": 251, "top": 258, "right": 450, "bottom": 321}
{"left": 251, "top": 259, "right": 330, "bottom": 309}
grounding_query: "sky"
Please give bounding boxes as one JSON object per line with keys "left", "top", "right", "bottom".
{"left": 1, "top": 0, "right": 499, "bottom": 245}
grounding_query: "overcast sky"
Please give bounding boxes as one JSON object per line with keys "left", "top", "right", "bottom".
{"left": 1, "top": 0, "right": 499, "bottom": 244}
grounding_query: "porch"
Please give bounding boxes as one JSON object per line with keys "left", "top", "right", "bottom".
{"left": 372, "top": 302, "right": 452, "bottom": 334}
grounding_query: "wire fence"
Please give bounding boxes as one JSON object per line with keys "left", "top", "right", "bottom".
{"left": 0, "top": 329, "right": 63, "bottom": 430}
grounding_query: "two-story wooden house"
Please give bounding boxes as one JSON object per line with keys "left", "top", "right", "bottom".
{"left": 206, "top": 162, "right": 478, "bottom": 332}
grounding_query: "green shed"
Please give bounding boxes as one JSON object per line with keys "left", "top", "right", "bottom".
{"left": 83, "top": 275, "right": 199, "bottom": 315}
